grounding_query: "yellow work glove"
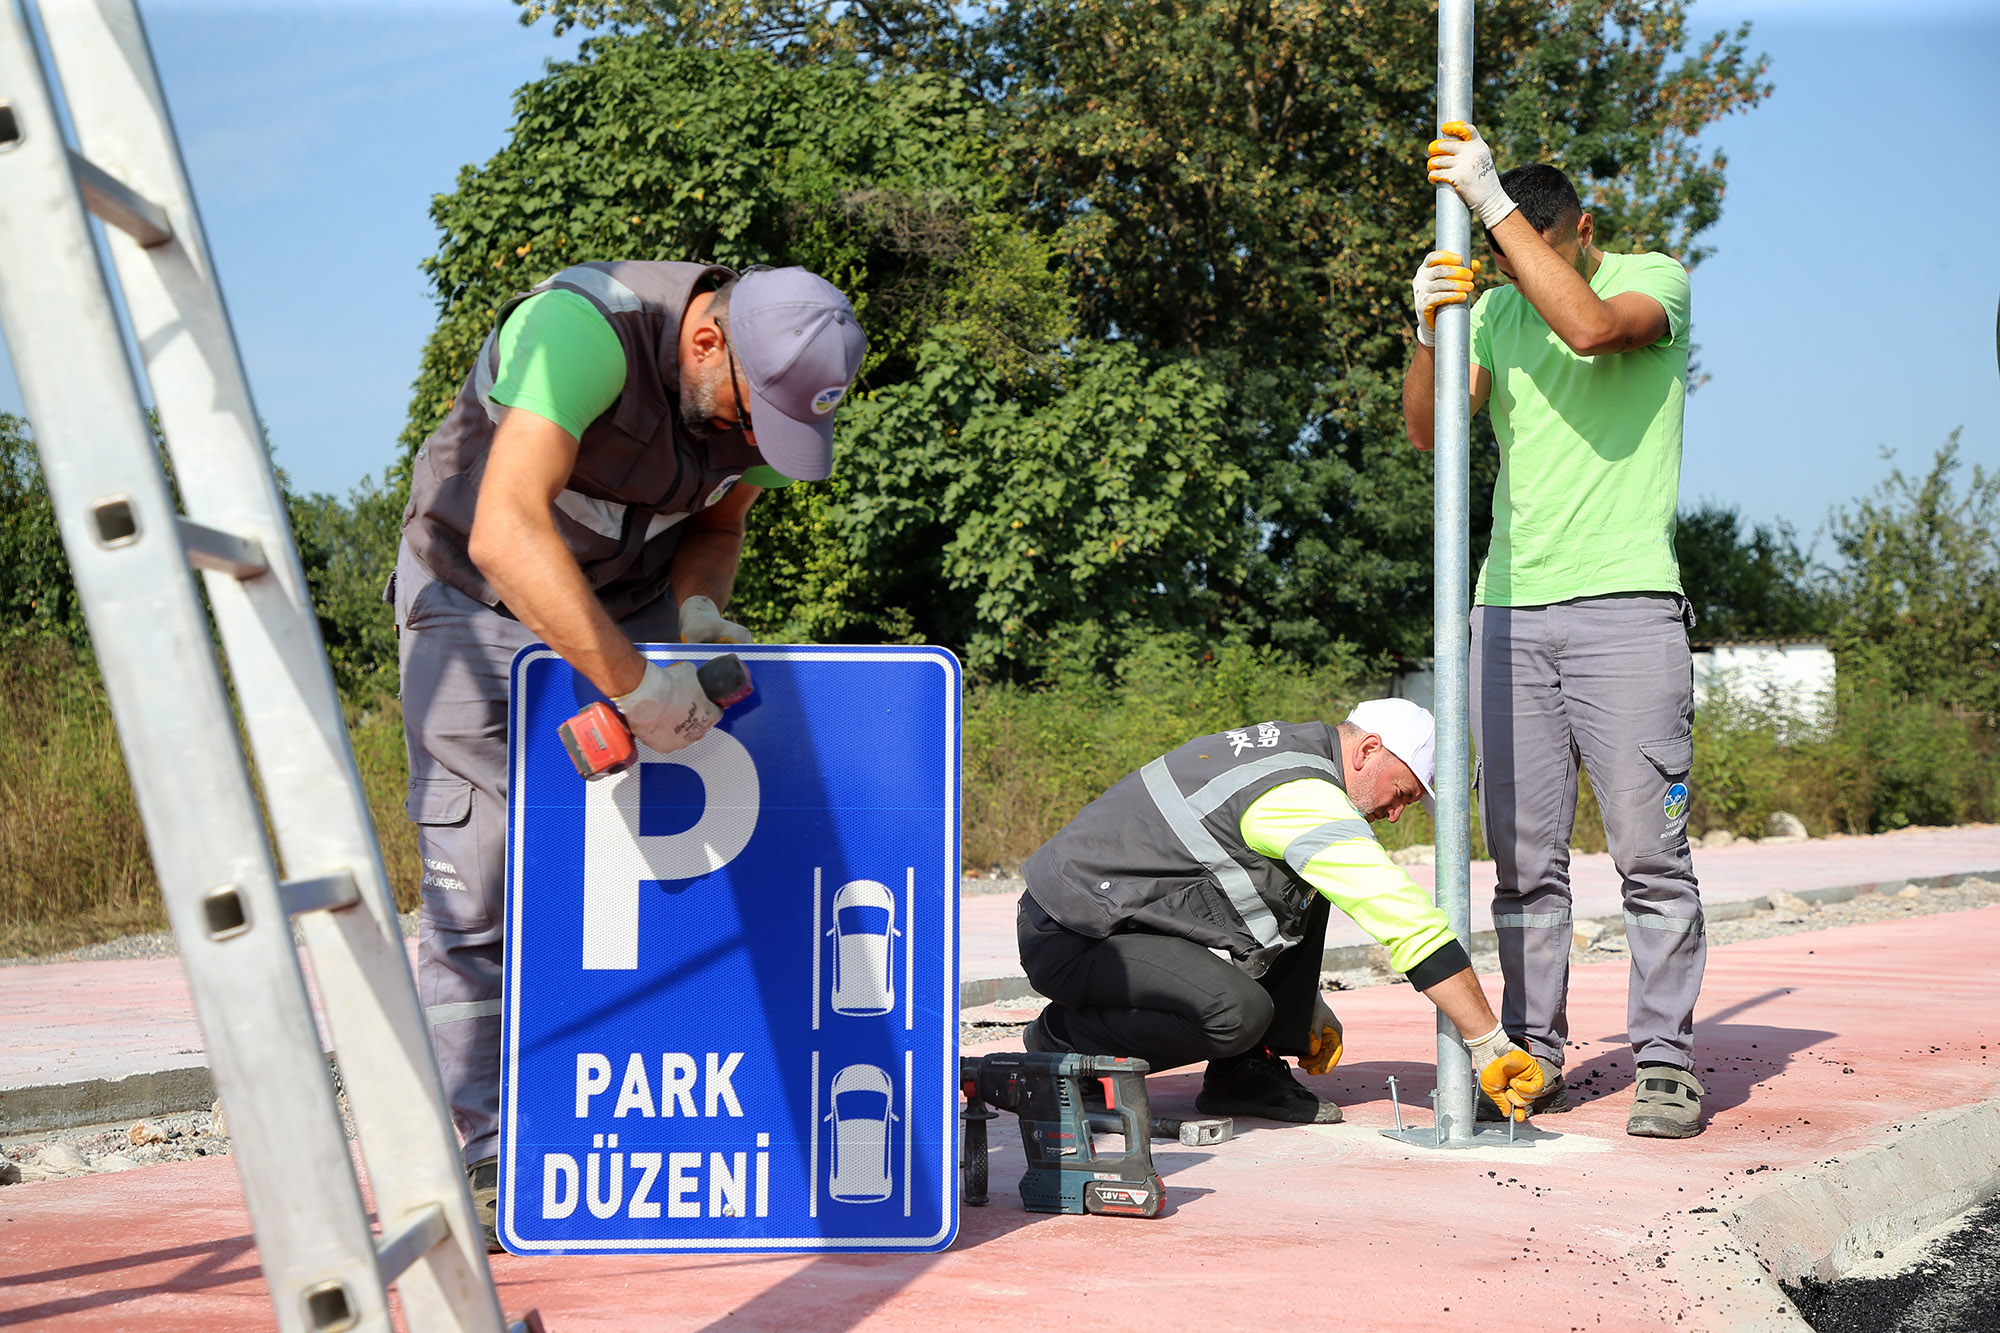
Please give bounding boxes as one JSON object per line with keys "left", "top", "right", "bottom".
{"left": 679, "top": 594, "right": 753, "bottom": 645}
{"left": 1300, "top": 993, "right": 1345, "bottom": 1076}
{"left": 1465, "top": 1023, "right": 1544, "bottom": 1122}
{"left": 1426, "top": 121, "right": 1518, "bottom": 229}
{"left": 1411, "top": 250, "right": 1482, "bottom": 346}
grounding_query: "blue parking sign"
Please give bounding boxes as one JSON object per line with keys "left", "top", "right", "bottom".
{"left": 499, "top": 645, "right": 961, "bottom": 1254}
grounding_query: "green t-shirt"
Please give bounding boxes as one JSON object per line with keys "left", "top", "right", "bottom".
{"left": 1468, "top": 250, "right": 1691, "bottom": 606}
{"left": 489, "top": 288, "right": 795, "bottom": 488}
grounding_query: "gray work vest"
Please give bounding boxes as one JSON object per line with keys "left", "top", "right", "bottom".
{"left": 402, "top": 261, "right": 762, "bottom": 620}
{"left": 1022, "top": 721, "right": 1367, "bottom": 977}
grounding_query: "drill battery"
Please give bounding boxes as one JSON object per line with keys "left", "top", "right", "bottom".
{"left": 959, "top": 1051, "right": 1166, "bottom": 1218}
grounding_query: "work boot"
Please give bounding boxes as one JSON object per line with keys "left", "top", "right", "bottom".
{"left": 1627, "top": 1065, "right": 1705, "bottom": 1138}
{"left": 1196, "top": 1048, "right": 1342, "bottom": 1124}
{"left": 467, "top": 1156, "right": 502, "bottom": 1253}
{"left": 1472, "top": 1054, "right": 1568, "bottom": 1122}
{"left": 1021, "top": 1008, "right": 1073, "bottom": 1054}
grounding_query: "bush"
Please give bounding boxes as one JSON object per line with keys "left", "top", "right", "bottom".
{"left": 1690, "top": 671, "right": 1997, "bottom": 840}
{"left": 963, "top": 633, "right": 1396, "bottom": 870}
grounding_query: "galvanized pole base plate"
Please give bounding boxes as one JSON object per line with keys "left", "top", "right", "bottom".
{"left": 1378, "top": 1124, "right": 1560, "bottom": 1150}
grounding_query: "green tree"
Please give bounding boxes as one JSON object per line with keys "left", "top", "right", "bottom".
{"left": 733, "top": 338, "right": 1248, "bottom": 667}
{"left": 991, "top": 0, "right": 1769, "bottom": 660}
{"left": 288, "top": 473, "right": 405, "bottom": 700}
{"left": 404, "top": 32, "right": 1280, "bottom": 670}
{"left": 0, "top": 415, "right": 88, "bottom": 648}
{"left": 401, "top": 36, "right": 1064, "bottom": 472}
{"left": 1826, "top": 436, "right": 2000, "bottom": 719}
{"left": 1674, "top": 501, "right": 1828, "bottom": 640}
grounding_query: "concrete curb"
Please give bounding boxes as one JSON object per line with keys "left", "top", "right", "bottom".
{"left": 1724, "top": 1097, "right": 2000, "bottom": 1285}
{"left": 1645, "top": 1095, "right": 2000, "bottom": 1330}
{"left": 0, "top": 1066, "right": 214, "bottom": 1137}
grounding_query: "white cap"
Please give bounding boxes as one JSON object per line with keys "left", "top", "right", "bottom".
{"left": 1345, "top": 698, "right": 1437, "bottom": 800}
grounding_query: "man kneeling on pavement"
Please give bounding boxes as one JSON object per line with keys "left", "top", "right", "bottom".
{"left": 1018, "top": 699, "right": 1542, "bottom": 1123}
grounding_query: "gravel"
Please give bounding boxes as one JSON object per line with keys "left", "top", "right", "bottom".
{"left": 6, "top": 875, "right": 1996, "bottom": 1178}
{"left": 2, "top": 1107, "right": 235, "bottom": 1180}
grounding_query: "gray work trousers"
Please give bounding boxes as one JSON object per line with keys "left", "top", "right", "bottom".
{"left": 393, "top": 541, "right": 678, "bottom": 1164}
{"left": 1469, "top": 592, "right": 1704, "bottom": 1072}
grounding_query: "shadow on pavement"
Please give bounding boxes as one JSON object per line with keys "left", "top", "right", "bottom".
{"left": 1567, "top": 986, "right": 1832, "bottom": 1116}
{"left": 0, "top": 1231, "right": 259, "bottom": 1324}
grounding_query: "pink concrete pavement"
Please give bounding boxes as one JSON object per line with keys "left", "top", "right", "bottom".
{"left": 5, "top": 827, "right": 1997, "bottom": 1096}
{"left": 5, "top": 903, "right": 1997, "bottom": 1331}
{"left": 959, "top": 823, "right": 2000, "bottom": 981}
{"left": 1, "top": 942, "right": 421, "bottom": 1091}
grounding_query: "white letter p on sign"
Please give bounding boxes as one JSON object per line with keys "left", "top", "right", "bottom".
{"left": 580, "top": 725, "right": 760, "bottom": 970}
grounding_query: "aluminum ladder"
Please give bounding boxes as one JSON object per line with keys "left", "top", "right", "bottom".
{"left": 0, "top": 2, "right": 522, "bottom": 1328}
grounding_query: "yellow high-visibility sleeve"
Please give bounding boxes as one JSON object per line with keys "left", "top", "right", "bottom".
{"left": 1239, "top": 778, "right": 1459, "bottom": 977}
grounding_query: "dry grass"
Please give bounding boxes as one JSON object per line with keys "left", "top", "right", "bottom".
{"left": 8, "top": 632, "right": 1987, "bottom": 958}
{"left": 0, "top": 637, "right": 161, "bottom": 954}
{"left": 0, "top": 638, "right": 419, "bottom": 957}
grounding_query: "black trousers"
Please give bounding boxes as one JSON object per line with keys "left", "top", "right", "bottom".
{"left": 1016, "top": 890, "right": 1333, "bottom": 1074}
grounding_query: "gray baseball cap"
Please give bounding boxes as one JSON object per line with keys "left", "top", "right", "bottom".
{"left": 729, "top": 267, "right": 867, "bottom": 482}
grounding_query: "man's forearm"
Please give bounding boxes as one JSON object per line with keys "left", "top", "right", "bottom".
{"left": 1421, "top": 966, "right": 1501, "bottom": 1041}
{"left": 1486, "top": 213, "right": 1615, "bottom": 353}
{"left": 670, "top": 526, "right": 747, "bottom": 612}
{"left": 1403, "top": 343, "right": 1436, "bottom": 452}
{"left": 471, "top": 509, "right": 647, "bottom": 697}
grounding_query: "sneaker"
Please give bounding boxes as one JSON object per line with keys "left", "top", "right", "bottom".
{"left": 1021, "top": 1009, "right": 1073, "bottom": 1054}
{"left": 1196, "top": 1049, "right": 1342, "bottom": 1124}
{"left": 1627, "top": 1065, "right": 1705, "bottom": 1138}
{"left": 467, "top": 1156, "right": 502, "bottom": 1253}
{"left": 1472, "top": 1055, "right": 1568, "bottom": 1122}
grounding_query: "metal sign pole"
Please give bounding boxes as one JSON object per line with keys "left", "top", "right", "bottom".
{"left": 1431, "top": 0, "right": 1477, "bottom": 1146}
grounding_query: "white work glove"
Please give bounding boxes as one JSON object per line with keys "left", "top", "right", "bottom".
{"left": 1300, "top": 993, "right": 1345, "bottom": 1076}
{"left": 1465, "top": 1023, "right": 1545, "bottom": 1123}
{"left": 1411, "top": 250, "right": 1482, "bottom": 346}
{"left": 610, "top": 660, "right": 721, "bottom": 756}
{"left": 678, "top": 594, "right": 753, "bottom": 645}
{"left": 1426, "top": 121, "right": 1518, "bottom": 229}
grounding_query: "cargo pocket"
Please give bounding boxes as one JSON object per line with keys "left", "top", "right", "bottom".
{"left": 1639, "top": 733, "right": 1695, "bottom": 847}
{"left": 405, "top": 776, "right": 492, "bottom": 932}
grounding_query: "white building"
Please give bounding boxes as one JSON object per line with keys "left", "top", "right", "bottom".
{"left": 1690, "top": 639, "right": 1835, "bottom": 735}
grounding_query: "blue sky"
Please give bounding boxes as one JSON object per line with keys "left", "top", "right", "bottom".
{"left": 1, "top": 0, "right": 1994, "bottom": 551}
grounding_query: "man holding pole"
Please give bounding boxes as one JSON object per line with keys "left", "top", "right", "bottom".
{"left": 1401, "top": 124, "right": 1707, "bottom": 1138}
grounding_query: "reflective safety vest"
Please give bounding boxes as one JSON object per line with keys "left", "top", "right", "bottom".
{"left": 1023, "top": 721, "right": 1370, "bottom": 978}
{"left": 403, "top": 260, "right": 762, "bottom": 620}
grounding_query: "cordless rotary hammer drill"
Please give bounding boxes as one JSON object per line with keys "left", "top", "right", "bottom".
{"left": 958, "top": 1051, "right": 1229, "bottom": 1219}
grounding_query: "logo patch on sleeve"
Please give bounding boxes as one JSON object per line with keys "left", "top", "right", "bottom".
{"left": 704, "top": 475, "right": 741, "bottom": 507}
{"left": 1663, "top": 783, "right": 1690, "bottom": 821}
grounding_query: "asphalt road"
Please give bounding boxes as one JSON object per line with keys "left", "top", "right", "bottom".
{"left": 1784, "top": 1195, "right": 2000, "bottom": 1333}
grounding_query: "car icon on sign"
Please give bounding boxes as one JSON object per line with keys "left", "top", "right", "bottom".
{"left": 825, "top": 1063, "right": 897, "bottom": 1204}
{"left": 827, "top": 878, "right": 898, "bottom": 1016}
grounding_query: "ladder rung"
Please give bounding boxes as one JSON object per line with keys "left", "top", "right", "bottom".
{"left": 374, "top": 1203, "right": 448, "bottom": 1286}
{"left": 177, "top": 517, "right": 268, "bottom": 579}
{"left": 281, "top": 871, "right": 360, "bottom": 916}
{"left": 68, "top": 149, "right": 172, "bottom": 247}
